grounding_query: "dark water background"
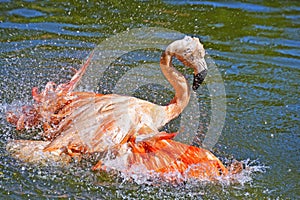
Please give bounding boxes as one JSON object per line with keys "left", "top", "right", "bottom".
{"left": 0, "top": 0, "right": 299, "bottom": 199}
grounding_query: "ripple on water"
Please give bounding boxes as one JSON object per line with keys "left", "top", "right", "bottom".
{"left": 0, "top": 22, "right": 102, "bottom": 37}
{"left": 8, "top": 8, "right": 46, "bottom": 18}
{"left": 240, "top": 36, "right": 300, "bottom": 49}
{"left": 0, "top": 39, "right": 95, "bottom": 53}
{"left": 163, "top": 1, "right": 280, "bottom": 13}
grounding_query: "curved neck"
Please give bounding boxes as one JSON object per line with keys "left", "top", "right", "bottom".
{"left": 160, "top": 52, "right": 191, "bottom": 121}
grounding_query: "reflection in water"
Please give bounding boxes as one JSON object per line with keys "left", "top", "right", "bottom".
{"left": 0, "top": 0, "right": 299, "bottom": 199}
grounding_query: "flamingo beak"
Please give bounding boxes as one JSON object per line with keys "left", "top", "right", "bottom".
{"left": 192, "top": 58, "right": 208, "bottom": 90}
{"left": 193, "top": 69, "right": 207, "bottom": 90}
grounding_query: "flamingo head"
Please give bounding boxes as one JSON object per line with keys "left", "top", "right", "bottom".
{"left": 166, "top": 36, "right": 208, "bottom": 90}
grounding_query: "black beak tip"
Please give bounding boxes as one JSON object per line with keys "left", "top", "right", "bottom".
{"left": 192, "top": 69, "right": 207, "bottom": 91}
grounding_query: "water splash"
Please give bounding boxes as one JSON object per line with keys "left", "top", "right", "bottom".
{"left": 0, "top": 101, "right": 44, "bottom": 142}
{"left": 1, "top": 97, "right": 268, "bottom": 189}
{"left": 219, "top": 159, "right": 269, "bottom": 186}
{"left": 99, "top": 158, "right": 270, "bottom": 199}
{"left": 98, "top": 146, "right": 269, "bottom": 187}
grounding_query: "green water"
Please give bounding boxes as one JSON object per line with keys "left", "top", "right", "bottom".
{"left": 0, "top": 0, "right": 299, "bottom": 199}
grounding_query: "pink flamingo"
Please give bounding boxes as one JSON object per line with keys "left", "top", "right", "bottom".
{"left": 6, "top": 36, "right": 242, "bottom": 181}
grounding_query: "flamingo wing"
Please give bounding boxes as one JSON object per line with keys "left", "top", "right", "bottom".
{"left": 43, "top": 93, "right": 167, "bottom": 155}
{"left": 93, "top": 138, "right": 228, "bottom": 181}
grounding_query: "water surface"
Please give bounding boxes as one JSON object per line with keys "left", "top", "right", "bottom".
{"left": 0, "top": 1, "right": 299, "bottom": 199}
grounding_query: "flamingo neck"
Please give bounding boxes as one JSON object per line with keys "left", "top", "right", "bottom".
{"left": 160, "top": 52, "right": 191, "bottom": 121}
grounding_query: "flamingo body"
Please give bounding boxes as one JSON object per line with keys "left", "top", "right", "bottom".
{"left": 6, "top": 36, "right": 238, "bottom": 182}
